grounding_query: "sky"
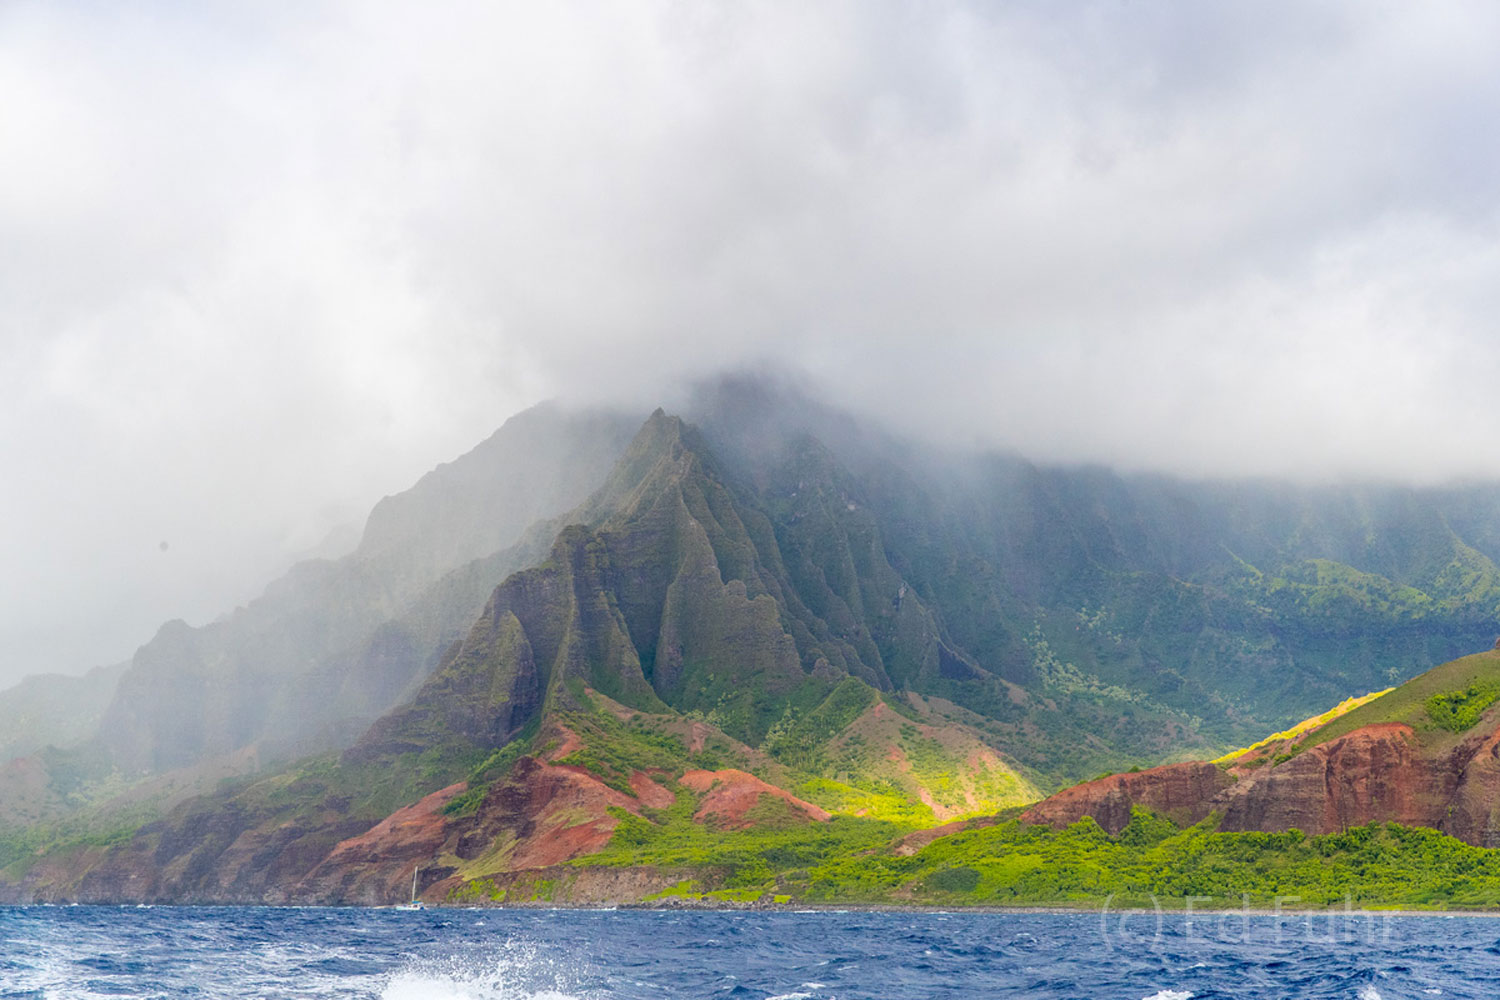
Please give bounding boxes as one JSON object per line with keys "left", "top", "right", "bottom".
{"left": 3, "top": 0, "right": 1500, "bottom": 686}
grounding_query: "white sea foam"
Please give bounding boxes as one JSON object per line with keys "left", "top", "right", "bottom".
{"left": 381, "top": 938, "right": 584, "bottom": 1000}
{"left": 1357, "top": 987, "right": 1384, "bottom": 1000}
{"left": 1142, "top": 991, "right": 1192, "bottom": 1000}
{"left": 382, "top": 977, "right": 579, "bottom": 1000}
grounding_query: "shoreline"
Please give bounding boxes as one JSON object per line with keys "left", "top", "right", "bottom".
{"left": 7, "top": 899, "right": 1500, "bottom": 917}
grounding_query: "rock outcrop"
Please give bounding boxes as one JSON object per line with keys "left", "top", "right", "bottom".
{"left": 24, "top": 389, "right": 1500, "bottom": 907}
{"left": 1215, "top": 724, "right": 1446, "bottom": 835}
{"left": 1022, "top": 705, "right": 1500, "bottom": 847}
{"left": 1021, "top": 762, "right": 1234, "bottom": 835}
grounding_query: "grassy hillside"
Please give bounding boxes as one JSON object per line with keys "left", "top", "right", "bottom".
{"left": 16, "top": 391, "right": 1500, "bottom": 906}
{"left": 1214, "top": 688, "right": 1392, "bottom": 764}
{"left": 1297, "top": 648, "right": 1500, "bottom": 752}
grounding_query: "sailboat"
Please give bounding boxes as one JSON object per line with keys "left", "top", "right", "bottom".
{"left": 393, "top": 865, "right": 425, "bottom": 910}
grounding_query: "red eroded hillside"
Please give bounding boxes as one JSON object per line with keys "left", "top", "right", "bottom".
{"left": 1020, "top": 650, "right": 1500, "bottom": 846}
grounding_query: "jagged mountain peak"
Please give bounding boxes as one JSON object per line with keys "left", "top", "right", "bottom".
{"left": 344, "top": 402, "right": 966, "bottom": 759}
{"left": 17, "top": 377, "right": 1500, "bottom": 905}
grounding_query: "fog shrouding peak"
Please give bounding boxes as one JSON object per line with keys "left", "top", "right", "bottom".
{"left": 4, "top": 1, "right": 1500, "bottom": 685}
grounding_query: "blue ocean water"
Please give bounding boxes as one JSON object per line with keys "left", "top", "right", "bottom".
{"left": 2, "top": 905, "right": 1499, "bottom": 999}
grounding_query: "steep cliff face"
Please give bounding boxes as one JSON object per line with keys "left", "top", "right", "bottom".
{"left": 20, "top": 378, "right": 1500, "bottom": 806}
{"left": 406, "top": 408, "right": 978, "bottom": 749}
{"left": 90, "top": 404, "right": 639, "bottom": 776}
{"left": 345, "top": 602, "right": 543, "bottom": 766}
{"left": 1021, "top": 650, "right": 1500, "bottom": 846}
{"left": 1021, "top": 762, "right": 1233, "bottom": 835}
{"left": 1216, "top": 724, "right": 1448, "bottom": 835}
{"left": 681, "top": 378, "right": 1500, "bottom": 781}
{"left": 18, "top": 388, "right": 1500, "bottom": 904}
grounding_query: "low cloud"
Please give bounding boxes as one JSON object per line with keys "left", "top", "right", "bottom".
{"left": 3, "top": 1, "right": 1500, "bottom": 682}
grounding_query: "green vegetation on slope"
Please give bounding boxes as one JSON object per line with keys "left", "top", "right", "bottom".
{"left": 1214, "top": 688, "right": 1392, "bottom": 764}
{"left": 577, "top": 787, "right": 913, "bottom": 893}
{"left": 810, "top": 815, "right": 1500, "bottom": 905}
{"left": 1237, "top": 558, "right": 1437, "bottom": 624}
{"left": 0, "top": 737, "right": 490, "bottom": 888}
{"left": 1425, "top": 683, "right": 1500, "bottom": 733}
{"left": 1300, "top": 649, "right": 1500, "bottom": 751}
{"left": 551, "top": 708, "right": 744, "bottom": 793}
{"left": 791, "top": 777, "right": 934, "bottom": 826}
{"left": 441, "top": 719, "right": 541, "bottom": 818}
{"left": 805, "top": 811, "right": 1500, "bottom": 909}
{"left": 762, "top": 678, "right": 876, "bottom": 770}
{"left": 0, "top": 811, "right": 149, "bottom": 882}
{"left": 758, "top": 681, "right": 1039, "bottom": 820}
{"left": 568, "top": 801, "right": 1500, "bottom": 910}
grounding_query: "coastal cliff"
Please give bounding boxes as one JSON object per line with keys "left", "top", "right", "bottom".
{"left": 1022, "top": 650, "right": 1500, "bottom": 847}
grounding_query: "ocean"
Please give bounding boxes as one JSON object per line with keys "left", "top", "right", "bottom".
{"left": 2, "top": 905, "right": 1499, "bottom": 999}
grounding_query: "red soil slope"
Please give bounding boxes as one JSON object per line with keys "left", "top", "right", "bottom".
{"left": 1021, "top": 720, "right": 1500, "bottom": 846}
{"left": 678, "top": 769, "right": 831, "bottom": 829}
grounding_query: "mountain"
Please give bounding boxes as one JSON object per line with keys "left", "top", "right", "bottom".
{"left": 97, "top": 402, "right": 640, "bottom": 774}
{"left": 0, "top": 662, "right": 127, "bottom": 765}
{"left": 0, "top": 404, "right": 638, "bottom": 828}
{"left": 676, "top": 378, "right": 1500, "bottom": 780}
{"left": 0, "top": 409, "right": 1037, "bottom": 903}
{"left": 1021, "top": 645, "right": 1500, "bottom": 846}
{"left": 8, "top": 376, "right": 1500, "bottom": 904}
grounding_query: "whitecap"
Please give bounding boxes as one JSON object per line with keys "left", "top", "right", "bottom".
{"left": 383, "top": 977, "right": 579, "bottom": 1000}
{"left": 381, "top": 937, "right": 583, "bottom": 1000}
{"left": 1357, "top": 987, "right": 1383, "bottom": 1000}
{"left": 1141, "top": 991, "right": 1192, "bottom": 1000}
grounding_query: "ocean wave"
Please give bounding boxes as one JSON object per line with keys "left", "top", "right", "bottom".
{"left": 381, "top": 938, "right": 586, "bottom": 1000}
{"left": 7, "top": 905, "right": 1500, "bottom": 998}
{"left": 382, "top": 976, "right": 580, "bottom": 1000}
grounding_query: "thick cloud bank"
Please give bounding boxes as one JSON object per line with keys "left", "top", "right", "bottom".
{"left": 3, "top": 1, "right": 1500, "bottom": 682}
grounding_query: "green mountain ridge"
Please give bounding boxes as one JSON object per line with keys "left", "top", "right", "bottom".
{"left": 7, "top": 378, "right": 1500, "bottom": 904}
{"left": 0, "top": 405, "right": 640, "bottom": 829}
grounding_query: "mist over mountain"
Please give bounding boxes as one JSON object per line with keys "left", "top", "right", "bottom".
{"left": 14, "top": 374, "right": 1500, "bottom": 782}
{"left": 7, "top": 375, "right": 1500, "bottom": 907}
{"left": 7, "top": 2, "right": 1500, "bottom": 697}
{"left": 8, "top": 0, "right": 1500, "bottom": 918}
